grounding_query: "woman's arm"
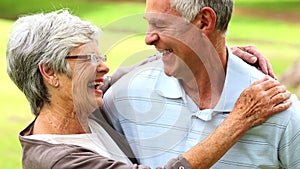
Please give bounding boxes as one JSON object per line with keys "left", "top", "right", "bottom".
{"left": 39, "top": 78, "right": 290, "bottom": 169}
{"left": 230, "top": 45, "right": 275, "bottom": 78}
{"left": 181, "top": 76, "right": 291, "bottom": 169}
{"left": 46, "top": 77, "right": 290, "bottom": 169}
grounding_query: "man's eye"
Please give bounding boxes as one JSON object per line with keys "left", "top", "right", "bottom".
{"left": 153, "top": 22, "right": 166, "bottom": 29}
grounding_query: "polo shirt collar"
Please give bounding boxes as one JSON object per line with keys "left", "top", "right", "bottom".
{"left": 213, "top": 47, "right": 253, "bottom": 112}
{"left": 153, "top": 47, "right": 260, "bottom": 113}
{"left": 154, "top": 68, "right": 185, "bottom": 100}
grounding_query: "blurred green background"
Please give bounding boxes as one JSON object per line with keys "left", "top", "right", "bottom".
{"left": 0, "top": 0, "right": 299, "bottom": 168}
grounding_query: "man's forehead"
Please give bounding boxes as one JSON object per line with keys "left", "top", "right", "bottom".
{"left": 143, "top": 12, "right": 182, "bottom": 24}
{"left": 145, "top": 0, "right": 172, "bottom": 13}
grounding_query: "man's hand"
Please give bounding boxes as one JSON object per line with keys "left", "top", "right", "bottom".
{"left": 231, "top": 45, "right": 276, "bottom": 79}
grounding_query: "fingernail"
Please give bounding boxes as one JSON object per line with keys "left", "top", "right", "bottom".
{"left": 251, "top": 57, "right": 257, "bottom": 63}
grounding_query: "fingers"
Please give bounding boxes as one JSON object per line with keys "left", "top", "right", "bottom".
{"left": 265, "top": 58, "right": 276, "bottom": 79}
{"left": 254, "top": 82, "right": 291, "bottom": 124}
{"left": 244, "top": 45, "right": 270, "bottom": 77}
{"left": 252, "top": 77, "right": 289, "bottom": 102}
{"left": 251, "top": 76, "right": 280, "bottom": 91}
{"left": 272, "top": 99, "right": 292, "bottom": 114}
{"left": 233, "top": 77, "right": 292, "bottom": 128}
{"left": 231, "top": 45, "right": 276, "bottom": 79}
{"left": 251, "top": 76, "right": 269, "bottom": 85}
{"left": 231, "top": 46, "right": 257, "bottom": 64}
{"left": 270, "top": 90, "right": 292, "bottom": 106}
{"left": 245, "top": 45, "right": 277, "bottom": 79}
{"left": 266, "top": 83, "right": 286, "bottom": 98}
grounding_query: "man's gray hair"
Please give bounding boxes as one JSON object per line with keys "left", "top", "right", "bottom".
{"left": 6, "top": 9, "right": 101, "bottom": 115}
{"left": 171, "top": 0, "right": 234, "bottom": 33}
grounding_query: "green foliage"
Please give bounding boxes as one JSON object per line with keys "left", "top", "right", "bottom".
{"left": 228, "top": 15, "right": 300, "bottom": 76}
{"left": 0, "top": 0, "right": 145, "bottom": 20}
{"left": 235, "top": 0, "right": 300, "bottom": 12}
{"left": 0, "top": 1, "right": 146, "bottom": 168}
{"left": 0, "top": 0, "right": 299, "bottom": 168}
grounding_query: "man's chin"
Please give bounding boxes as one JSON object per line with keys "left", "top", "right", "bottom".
{"left": 163, "top": 66, "right": 175, "bottom": 77}
{"left": 162, "top": 52, "right": 175, "bottom": 63}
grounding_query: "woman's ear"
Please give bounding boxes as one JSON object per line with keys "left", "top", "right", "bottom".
{"left": 192, "top": 7, "right": 216, "bottom": 35}
{"left": 39, "top": 64, "right": 59, "bottom": 87}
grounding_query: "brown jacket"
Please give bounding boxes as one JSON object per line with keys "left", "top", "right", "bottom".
{"left": 19, "top": 111, "right": 191, "bottom": 169}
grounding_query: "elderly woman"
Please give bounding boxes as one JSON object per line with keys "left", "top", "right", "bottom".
{"left": 6, "top": 10, "right": 291, "bottom": 169}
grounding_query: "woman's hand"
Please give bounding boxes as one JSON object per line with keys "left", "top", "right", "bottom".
{"left": 231, "top": 45, "right": 276, "bottom": 79}
{"left": 231, "top": 76, "right": 292, "bottom": 128}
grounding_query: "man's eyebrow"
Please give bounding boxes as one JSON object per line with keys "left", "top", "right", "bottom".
{"left": 143, "top": 13, "right": 158, "bottom": 21}
{"left": 143, "top": 14, "right": 151, "bottom": 20}
{"left": 143, "top": 15, "right": 159, "bottom": 24}
{"left": 143, "top": 17, "right": 154, "bottom": 24}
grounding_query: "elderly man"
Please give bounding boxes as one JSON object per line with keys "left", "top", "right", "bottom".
{"left": 104, "top": 0, "right": 300, "bottom": 168}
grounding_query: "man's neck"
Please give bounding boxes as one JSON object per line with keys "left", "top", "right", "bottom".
{"left": 182, "top": 36, "right": 227, "bottom": 110}
{"left": 181, "top": 70, "right": 225, "bottom": 110}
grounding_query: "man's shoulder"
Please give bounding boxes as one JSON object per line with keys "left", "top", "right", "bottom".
{"left": 229, "top": 53, "right": 265, "bottom": 79}
{"left": 285, "top": 94, "right": 300, "bottom": 119}
{"left": 117, "top": 59, "right": 163, "bottom": 80}
{"left": 263, "top": 94, "right": 300, "bottom": 129}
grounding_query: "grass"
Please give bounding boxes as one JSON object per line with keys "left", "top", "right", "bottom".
{"left": 235, "top": 0, "right": 300, "bottom": 12}
{"left": 0, "top": 0, "right": 145, "bottom": 20}
{"left": 228, "top": 15, "right": 300, "bottom": 76}
{"left": 0, "top": 18, "right": 32, "bottom": 169}
{"left": 0, "top": 0, "right": 299, "bottom": 168}
{"left": 0, "top": 1, "right": 146, "bottom": 168}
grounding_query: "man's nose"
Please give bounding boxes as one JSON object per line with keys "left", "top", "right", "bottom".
{"left": 145, "top": 31, "right": 159, "bottom": 45}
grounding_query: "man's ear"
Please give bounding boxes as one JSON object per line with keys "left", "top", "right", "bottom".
{"left": 39, "top": 64, "right": 59, "bottom": 87}
{"left": 192, "top": 7, "right": 216, "bottom": 34}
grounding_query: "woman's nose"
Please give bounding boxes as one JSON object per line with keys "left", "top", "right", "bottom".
{"left": 96, "top": 61, "right": 110, "bottom": 75}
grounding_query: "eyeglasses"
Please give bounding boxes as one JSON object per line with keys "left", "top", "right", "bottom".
{"left": 65, "top": 54, "right": 107, "bottom": 65}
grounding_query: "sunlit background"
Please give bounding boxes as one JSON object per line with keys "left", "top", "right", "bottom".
{"left": 0, "top": 0, "right": 299, "bottom": 168}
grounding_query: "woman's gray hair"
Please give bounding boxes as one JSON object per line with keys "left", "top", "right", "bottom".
{"left": 171, "top": 0, "right": 234, "bottom": 33}
{"left": 6, "top": 9, "right": 101, "bottom": 115}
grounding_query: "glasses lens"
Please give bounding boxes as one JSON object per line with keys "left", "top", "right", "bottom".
{"left": 90, "top": 55, "right": 98, "bottom": 65}
{"left": 66, "top": 54, "right": 106, "bottom": 65}
{"left": 91, "top": 54, "right": 106, "bottom": 65}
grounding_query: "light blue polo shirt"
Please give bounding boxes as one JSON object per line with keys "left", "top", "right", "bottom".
{"left": 103, "top": 49, "right": 300, "bottom": 168}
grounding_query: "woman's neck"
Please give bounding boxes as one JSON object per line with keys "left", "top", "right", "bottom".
{"left": 33, "top": 104, "right": 89, "bottom": 135}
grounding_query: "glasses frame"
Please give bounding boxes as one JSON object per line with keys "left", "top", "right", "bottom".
{"left": 65, "top": 54, "right": 107, "bottom": 65}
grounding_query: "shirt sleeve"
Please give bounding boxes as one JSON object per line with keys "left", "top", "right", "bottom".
{"left": 278, "top": 96, "right": 300, "bottom": 168}
{"left": 53, "top": 147, "right": 192, "bottom": 169}
{"left": 161, "top": 156, "right": 192, "bottom": 169}
{"left": 102, "top": 85, "right": 124, "bottom": 134}
{"left": 52, "top": 148, "right": 149, "bottom": 169}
